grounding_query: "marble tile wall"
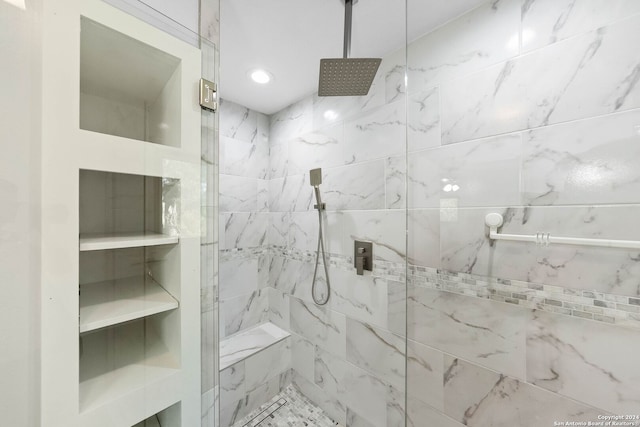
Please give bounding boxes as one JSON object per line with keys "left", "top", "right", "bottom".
{"left": 219, "top": 338, "right": 292, "bottom": 427}
{"left": 218, "top": 99, "right": 271, "bottom": 341}
{"left": 264, "top": 29, "right": 411, "bottom": 423}
{"left": 400, "top": 0, "right": 640, "bottom": 425}
{"left": 218, "top": 1, "right": 640, "bottom": 425}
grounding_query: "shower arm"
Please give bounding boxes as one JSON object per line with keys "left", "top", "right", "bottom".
{"left": 343, "top": 0, "right": 352, "bottom": 59}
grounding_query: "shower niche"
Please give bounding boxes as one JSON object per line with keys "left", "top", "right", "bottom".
{"left": 78, "top": 171, "right": 182, "bottom": 415}
{"left": 41, "top": 1, "right": 203, "bottom": 425}
{"left": 79, "top": 16, "right": 182, "bottom": 147}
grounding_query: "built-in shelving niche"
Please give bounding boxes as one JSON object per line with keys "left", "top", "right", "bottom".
{"left": 80, "top": 16, "right": 182, "bottom": 147}
{"left": 79, "top": 170, "right": 182, "bottom": 415}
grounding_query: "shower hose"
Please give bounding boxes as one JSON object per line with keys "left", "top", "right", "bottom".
{"left": 312, "top": 190, "right": 331, "bottom": 305}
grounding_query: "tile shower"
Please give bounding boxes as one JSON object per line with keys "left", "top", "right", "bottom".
{"left": 218, "top": 0, "right": 640, "bottom": 426}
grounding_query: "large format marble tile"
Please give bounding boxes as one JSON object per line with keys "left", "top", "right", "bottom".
{"left": 268, "top": 212, "right": 290, "bottom": 247}
{"left": 269, "top": 97, "right": 313, "bottom": 143}
{"left": 522, "top": 110, "right": 640, "bottom": 206}
{"left": 220, "top": 362, "right": 245, "bottom": 408}
{"left": 407, "top": 0, "right": 520, "bottom": 94}
{"left": 407, "top": 339, "right": 444, "bottom": 411}
{"left": 287, "top": 210, "right": 317, "bottom": 252}
{"left": 408, "top": 287, "right": 528, "bottom": 379}
{"left": 288, "top": 122, "right": 344, "bottom": 173}
{"left": 339, "top": 209, "right": 405, "bottom": 262}
{"left": 387, "top": 385, "right": 461, "bottom": 427}
{"left": 346, "top": 319, "right": 405, "bottom": 389}
{"left": 290, "top": 297, "right": 346, "bottom": 358}
{"left": 392, "top": 133, "right": 522, "bottom": 208}
{"left": 244, "top": 337, "right": 291, "bottom": 392}
{"left": 321, "top": 161, "right": 387, "bottom": 211}
{"left": 219, "top": 373, "right": 286, "bottom": 427}
{"left": 219, "top": 174, "right": 257, "bottom": 212}
{"left": 314, "top": 347, "right": 388, "bottom": 427}
{"left": 269, "top": 256, "right": 316, "bottom": 303}
{"left": 221, "top": 212, "right": 267, "bottom": 249}
{"left": 407, "top": 209, "right": 440, "bottom": 268}
{"left": 527, "top": 310, "right": 640, "bottom": 414}
{"left": 219, "top": 99, "right": 258, "bottom": 143}
{"left": 342, "top": 100, "right": 406, "bottom": 165}
{"left": 291, "top": 333, "right": 316, "bottom": 384}
{"left": 257, "top": 253, "right": 270, "bottom": 289}
{"left": 408, "top": 87, "right": 440, "bottom": 152}
{"left": 220, "top": 135, "right": 268, "bottom": 180}
{"left": 522, "top": 0, "right": 640, "bottom": 52}
{"left": 219, "top": 256, "right": 258, "bottom": 300}
{"left": 269, "top": 137, "right": 289, "bottom": 179}
{"left": 441, "top": 15, "right": 640, "bottom": 143}
{"left": 384, "top": 155, "right": 405, "bottom": 209}
{"left": 257, "top": 179, "right": 269, "bottom": 212}
{"left": 268, "top": 174, "right": 313, "bottom": 212}
{"left": 440, "top": 206, "right": 640, "bottom": 296}
{"left": 444, "top": 356, "right": 604, "bottom": 426}
{"left": 267, "top": 287, "right": 290, "bottom": 331}
{"left": 292, "top": 370, "right": 347, "bottom": 425}
{"left": 288, "top": 211, "right": 343, "bottom": 255}
{"left": 311, "top": 63, "right": 386, "bottom": 130}
{"left": 387, "top": 279, "right": 407, "bottom": 337}
{"left": 220, "top": 289, "right": 269, "bottom": 337}
{"left": 330, "top": 270, "right": 389, "bottom": 329}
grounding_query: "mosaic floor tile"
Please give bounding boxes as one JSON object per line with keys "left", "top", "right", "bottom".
{"left": 233, "top": 385, "right": 342, "bottom": 427}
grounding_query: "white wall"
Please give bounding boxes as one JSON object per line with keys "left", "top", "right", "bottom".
{"left": 0, "top": 0, "right": 42, "bottom": 426}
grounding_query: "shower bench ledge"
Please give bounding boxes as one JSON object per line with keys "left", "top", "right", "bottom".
{"left": 220, "top": 322, "right": 290, "bottom": 370}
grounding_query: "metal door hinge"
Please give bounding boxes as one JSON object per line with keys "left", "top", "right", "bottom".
{"left": 199, "top": 78, "right": 217, "bottom": 112}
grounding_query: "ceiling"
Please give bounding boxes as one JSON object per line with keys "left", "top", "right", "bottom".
{"left": 220, "top": 0, "right": 487, "bottom": 115}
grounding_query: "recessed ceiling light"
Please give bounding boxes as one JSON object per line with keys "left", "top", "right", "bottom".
{"left": 249, "top": 69, "right": 272, "bottom": 84}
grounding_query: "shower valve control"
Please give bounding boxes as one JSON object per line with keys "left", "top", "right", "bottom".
{"left": 354, "top": 240, "right": 372, "bottom": 275}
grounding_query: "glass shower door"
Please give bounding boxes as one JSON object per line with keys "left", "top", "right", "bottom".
{"left": 216, "top": 1, "right": 408, "bottom": 426}
{"left": 405, "top": 1, "right": 640, "bottom": 426}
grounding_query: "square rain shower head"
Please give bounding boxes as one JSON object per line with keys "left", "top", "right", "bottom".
{"left": 318, "top": 58, "right": 382, "bottom": 96}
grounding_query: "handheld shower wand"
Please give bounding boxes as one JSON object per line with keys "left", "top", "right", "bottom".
{"left": 309, "top": 168, "right": 331, "bottom": 305}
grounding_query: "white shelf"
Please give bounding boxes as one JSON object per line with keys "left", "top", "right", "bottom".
{"left": 79, "top": 232, "right": 178, "bottom": 251}
{"left": 80, "top": 277, "right": 178, "bottom": 333}
{"left": 79, "top": 329, "right": 180, "bottom": 413}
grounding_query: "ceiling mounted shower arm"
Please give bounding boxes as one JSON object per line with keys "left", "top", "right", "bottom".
{"left": 343, "top": 0, "right": 352, "bottom": 59}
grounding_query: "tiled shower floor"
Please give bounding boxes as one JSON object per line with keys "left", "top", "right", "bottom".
{"left": 232, "top": 385, "right": 342, "bottom": 427}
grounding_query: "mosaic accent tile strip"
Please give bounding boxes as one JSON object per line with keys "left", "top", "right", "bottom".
{"left": 233, "top": 385, "right": 341, "bottom": 427}
{"left": 221, "top": 246, "right": 640, "bottom": 329}
{"left": 410, "top": 266, "right": 640, "bottom": 330}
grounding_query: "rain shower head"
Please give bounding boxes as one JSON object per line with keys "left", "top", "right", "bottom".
{"left": 318, "top": 0, "right": 381, "bottom": 97}
{"left": 318, "top": 58, "right": 381, "bottom": 96}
